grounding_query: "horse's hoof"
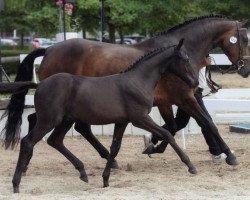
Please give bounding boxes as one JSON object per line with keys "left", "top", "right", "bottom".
{"left": 80, "top": 174, "right": 88, "bottom": 183}
{"left": 188, "top": 167, "right": 198, "bottom": 174}
{"left": 103, "top": 181, "right": 109, "bottom": 188}
{"left": 111, "top": 160, "right": 119, "bottom": 169}
{"left": 226, "top": 154, "right": 239, "bottom": 166}
{"left": 13, "top": 187, "right": 19, "bottom": 193}
{"left": 142, "top": 144, "right": 154, "bottom": 155}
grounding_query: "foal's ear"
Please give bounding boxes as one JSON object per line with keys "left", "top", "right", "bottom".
{"left": 176, "top": 38, "right": 185, "bottom": 51}
{"left": 240, "top": 19, "right": 250, "bottom": 27}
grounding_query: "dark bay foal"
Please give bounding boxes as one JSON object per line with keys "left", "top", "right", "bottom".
{"left": 2, "top": 40, "right": 198, "bottom": 193}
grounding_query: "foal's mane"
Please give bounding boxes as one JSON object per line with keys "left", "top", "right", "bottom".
{"left": 154, "top": 14, "right": 230, "bottom": 37}
{"left": 121, "top": 45, "right": 176, "bottom": 73}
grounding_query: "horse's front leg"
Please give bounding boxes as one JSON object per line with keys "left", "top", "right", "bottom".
{"left": 178, "top": 95, "right": 238, "bottom": 166}
{"left": 74, "top": 122, "right": 119, "bottom": 169}
{"left": 102, "top": 123, "right": 128, "bottom": 187}
{"left": 143, "top": 104, "right": 177, "bottom": 155}
{"left": 133, "top": 116, "right": 197, "bottom": 174}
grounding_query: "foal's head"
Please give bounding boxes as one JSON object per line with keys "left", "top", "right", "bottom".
{"left": 163, "top": 39, "right": 199, "bottom": 88}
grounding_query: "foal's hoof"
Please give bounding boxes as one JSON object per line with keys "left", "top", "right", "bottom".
{"left": 111, "top": 160, "right": 119, "bottom": 169}
{"left": 80, "top": 174, "right": 88, "bottom": 183}
{"left": 103, "top": 181, "right": 109, "bottom": 188}
{"left": 225, "top": 154, "right": 239, "bottom": 166}
{"left": 142, "top": 144, "right": 154, "bottom": 155}
{"left": 13, "top": 187, "right": 19, "bottom": 193}
{"left": 188, "top": 167, "right": 198, "bottom": 175}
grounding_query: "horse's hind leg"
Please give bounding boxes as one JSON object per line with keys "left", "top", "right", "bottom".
{"left": 21, "top": 113, "right": 37, "bottom": 175}
{"left": 133, "top": 116, "right": 197, "bottom": 175}
{"left": 12, "top": 124, "right": 51, "bottom": 193}
{"left": 27, "top": 113, "right": 37, "bottom": 134}
{"left": 47, "top": 120, "right": 88, "bottom": 183}
{"left": 102, "top": 123, "right": 128, "bottom": 187}
{"left": 74, "top": 122, "right": 119, "bottom": 169}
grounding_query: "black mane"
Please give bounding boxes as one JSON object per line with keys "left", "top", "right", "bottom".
{"left": 154, "top": 15, "right": 230, "bottom": 37}
{"left": 121, "top": 45, "right": 175, "bottom": 73}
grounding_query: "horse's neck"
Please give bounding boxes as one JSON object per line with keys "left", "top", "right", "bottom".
{"left": 174, "top": 20, "right": 234, "bottom": 69}
{"left": 125, "top": 55, "right": 165, "bottom": 92}
{"left": 139, "top": 19, "right": 234, "bottom": 71}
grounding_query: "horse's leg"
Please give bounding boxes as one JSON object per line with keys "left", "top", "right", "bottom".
{"left": 21, "top": 113, "right": 37, "bottom": 175}
{"left": 147, "top": 105, "right": 192, "bottom": 154}
{"left": 152, "top": 95, "right": 238, "bottom": 165}
{"left": 74, "top": 122, "right": 119, "bottom": 169}
{"left": 133, "top": 115, "right": 197, "bottom": 174}
{"left": 143, "top": 105, "right": 177, "bottom": 154}
{"left": 47, "top": 120, "right": 88, "bottom": 183}
{"left": 190, "top": 92, "right": 236, "bottom": 164}
{"left": 102, "top": 123, "right": 128, "bottom": 187}
{"left": 27, "top": 113, "right": 37, "bottom": 134}
{"left": 12, "top": 123, "right": 52, "bottom": 193}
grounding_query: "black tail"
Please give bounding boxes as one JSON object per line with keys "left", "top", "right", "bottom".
{"left": 1, "top": 48, "right": 46, "bottom": 150}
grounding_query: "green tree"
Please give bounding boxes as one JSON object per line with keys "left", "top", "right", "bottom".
{"left": 1, "top": 0, "right": 249, "bottom": 46}
{"left": 25, "top": 0, "right": 60, "bottom": 37}
{"left": 199, "top": 0, "right": 250, "bottom": 19}
{"left": 73, "top": 0, "right": 210, "bottom": 42}
{"left": 0, "top": 0, "right": 31, "bottom": 47}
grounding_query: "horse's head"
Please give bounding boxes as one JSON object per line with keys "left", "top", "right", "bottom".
{"left": 166, "top": 39, "right": 199, "bottom": 88}
{"left": 220, "top": 20, "right": 250, "bottom": 78}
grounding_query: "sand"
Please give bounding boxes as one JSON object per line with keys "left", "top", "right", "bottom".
{"left": 0, "top": 125, "right": 249, "bottom": 200}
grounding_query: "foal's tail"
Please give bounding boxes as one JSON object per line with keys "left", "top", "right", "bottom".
{"left": 0, "top": 82, "right": 37, "bottom": 94}
{"left": 1, "top": 82, "right": 37, "bottom": 149}
{"left": 1, "top": 48, "right": 46, "bottom": 150}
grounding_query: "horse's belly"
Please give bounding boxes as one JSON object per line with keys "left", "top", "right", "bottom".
{"left": 70, "top": 102, "right": 127, "bottom": 125}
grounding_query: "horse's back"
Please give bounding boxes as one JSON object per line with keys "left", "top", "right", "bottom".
{"left": 38, "top": 38, "right": 144, "bottom": 80}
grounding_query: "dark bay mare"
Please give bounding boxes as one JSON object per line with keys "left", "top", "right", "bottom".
{"left": 2, "top": 15, "right": 250, "bottom": 168}
{"left": 1, "top": 42, "right": 198, "bottom": 193}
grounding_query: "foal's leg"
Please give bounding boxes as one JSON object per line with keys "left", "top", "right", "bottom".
{"left": 74, "top": 122, "right": 119, "bottom": 169}
{"left": 47, "top": 120, "right": 88, "bottom": 182}
{"left": 27, "top": 113, "right": 37, "bottom": 134}
{"left": 144, "top": 105, "right": 191, "bottom": 155}
{"left": 133, "top": 115, "right": 197, "bottom": 174}
{"left": 143, "top": 105, "right": 177, "bottom": 154}
{"left": 22, "top": 113, "right": 37, "bottom": 175}
{"left": 154, "top": 96, "right": 238, "bottom": 165}
{"left": 102, "top": 123, "right": 128, "bottom": 187}
{"left": 12, "top": 124, "right": 52, "bottom": 193}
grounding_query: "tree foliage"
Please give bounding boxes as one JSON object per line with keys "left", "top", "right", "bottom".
{"left": 0, "top": 0, "right": 249, "bottom": 43}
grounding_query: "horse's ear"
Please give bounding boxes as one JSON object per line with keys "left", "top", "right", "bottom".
{"left": 176, "top": 38, "right": 185, "bottom": 51}
{"left": 240, "top": 19, "right": 250, "bottom": 27}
